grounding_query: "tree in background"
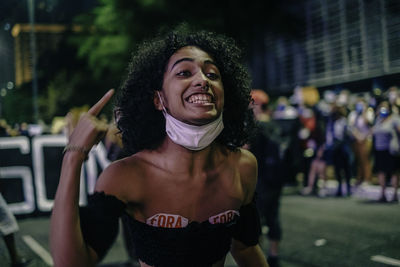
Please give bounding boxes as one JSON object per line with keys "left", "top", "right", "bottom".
{"left": 1, "top": 0, "right": 303, "bottom": 124}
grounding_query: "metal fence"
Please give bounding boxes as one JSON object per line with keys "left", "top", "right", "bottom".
{"left": 263, "top": 0, "right": 400, "bottom": 94}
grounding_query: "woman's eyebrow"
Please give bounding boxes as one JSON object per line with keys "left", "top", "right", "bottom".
{"left": 171, "top": 58, "right": 194, "bottom": 71}
{"left": 170, "top": 58, "right": 218, "bottom": 71}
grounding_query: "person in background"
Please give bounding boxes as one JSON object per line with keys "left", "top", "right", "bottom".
{"left": 297, "top": 104, "right": 325, "bottom": 190}
{"left": 272, "top": 96, "right": 298, "bottom": 120}
{"left": 390, "top": 94, "right": 400, "bottom": 203}
{"left": 372, "top": 101, "right": 399, "bottom": 203}
{"left": 248, "top": 89, "right": 283, "bottom": 267}
{"left": 64, "top": 106, "right": 90, "bottom": 138}
{"left": 18, "top": 123, "right": 29, "bottom": 137}
{"left": 271, "top": 96, "right": 300, "bottom": 186}
{"left": 348, "top": 98, "right": 373, "bottom": 186}
{"left": 331, "top": 105, "right": 353, "bottom": 196}
{"left": 0, "top": 120, "right": 9, "bottom": 137}
{"left": 0, "top": 192, "right": 32, "bottom": 267}
{"left": 301, "top": 144, "right": 328, "bottom": 197}
{"left": 387, "top": 86, "right": 399, "bottom": 114}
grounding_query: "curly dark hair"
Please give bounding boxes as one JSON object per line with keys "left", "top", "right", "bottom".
{"left": 116, "top": 25, "right": 255, "bottom": 155}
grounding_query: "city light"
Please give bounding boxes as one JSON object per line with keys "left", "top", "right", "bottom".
{"left": 6, "top": 81, "right": 14, "bottom": 90}
{"left": 0, "top": 88, "right": 7, "bottom": 97}
{"left": 28, "top": 0, "right": 39, "bottom": 123}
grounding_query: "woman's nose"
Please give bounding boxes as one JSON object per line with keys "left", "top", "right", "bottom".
{"left": 193, "top": 72, "right": 209, "bottom": 89}
{"left": 201, "top": 81, "right": 210, "bottom": 91}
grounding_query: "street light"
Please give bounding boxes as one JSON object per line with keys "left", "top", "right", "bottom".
{"left": 28, "top": 0, "right": 39, "bottom": 123}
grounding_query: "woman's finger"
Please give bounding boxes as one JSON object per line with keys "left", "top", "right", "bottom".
{"left": 88, "top": 89, "right": 115, "bottom": 116}
{"left": 83, "top": 114, "right": 109, "bottom": 133}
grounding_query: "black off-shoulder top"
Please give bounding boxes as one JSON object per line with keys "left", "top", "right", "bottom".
{"left": 79, "top": 192, "right": 260, "bottom": 267}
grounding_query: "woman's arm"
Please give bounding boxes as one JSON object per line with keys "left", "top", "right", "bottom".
{"left": 50, "top": 90, "right": 114, "bottom": 267}
{"left": 230, "top": 149, "right": 269, "bottom": 267}
{"left": 231, "top": 240, "right": 268, "bottom": 267}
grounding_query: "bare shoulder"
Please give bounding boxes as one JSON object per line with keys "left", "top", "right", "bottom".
{"left": 237, "top": 148, "right": 257, "bottom": 173}
{"left": 235, "top": 148, "right": 258, "bottom": 205}
{"left": 94, "top": 154, "right": 147, "bottom": 203}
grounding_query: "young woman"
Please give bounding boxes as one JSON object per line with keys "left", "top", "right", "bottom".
{"left": 50, "top": 28, "right": 268, "bottom": 267}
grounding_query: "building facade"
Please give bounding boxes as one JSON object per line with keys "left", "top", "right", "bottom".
{"left": 260, "top": 0, "right": 400, "bottom": 95}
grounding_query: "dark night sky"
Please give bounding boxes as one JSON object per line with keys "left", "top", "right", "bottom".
{"left": 0, "top": 0, "right": 98, "bottom": 25}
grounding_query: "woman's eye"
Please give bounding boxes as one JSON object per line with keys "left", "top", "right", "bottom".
{"left": 206, "top": 73, "right": 220, "bottom": 80}
{"left": 177, "top": 71, "right": 191, "bottom": 77}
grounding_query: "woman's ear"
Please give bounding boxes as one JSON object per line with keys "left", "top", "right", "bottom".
{"left": 153, "top": 90, "right": 163, "bottom": 111}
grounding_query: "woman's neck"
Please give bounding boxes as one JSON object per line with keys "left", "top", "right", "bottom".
{"left": 152, "top": 137, "right": 225, "bottom": 175}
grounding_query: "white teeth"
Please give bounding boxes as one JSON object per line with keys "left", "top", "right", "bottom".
{"left": 188, "top": 94, "right": 212, "bottom": 104}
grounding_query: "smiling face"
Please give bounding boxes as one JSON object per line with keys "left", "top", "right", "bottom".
{"left": 157, "top": 46, "right": 224, "bottom": 126}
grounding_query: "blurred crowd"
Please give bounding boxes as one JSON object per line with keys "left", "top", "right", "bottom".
{"left": 259, "top": 85, "right": 400, "bottom": 203}
{"left": 0, "top": 106, "right": 91, "bottom": 138}
{"left": 0, "top": 105, "right": 124, "bottom": 162}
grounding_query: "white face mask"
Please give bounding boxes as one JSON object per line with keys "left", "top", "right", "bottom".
{"left": 157, "top": 91, "right": 224, "bottom": 151}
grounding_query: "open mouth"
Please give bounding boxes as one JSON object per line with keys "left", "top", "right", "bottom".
{"left": 187, "top": 93, "right": 213, "bottom": 104}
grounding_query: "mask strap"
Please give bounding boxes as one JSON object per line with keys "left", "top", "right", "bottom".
{"left": 157, "top": 91, "right": 167, "bottom": 113}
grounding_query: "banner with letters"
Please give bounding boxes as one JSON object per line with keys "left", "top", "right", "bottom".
{"left": 0, "top": 135, "right": 110, "bottom": 216}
